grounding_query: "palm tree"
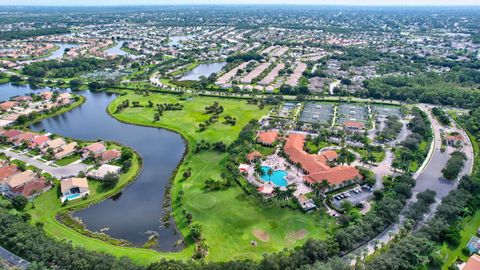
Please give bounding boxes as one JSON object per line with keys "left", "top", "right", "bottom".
{"left": 320, "top": 179, "right": 330, "bottom": 195}
{"left": 285, "top": 184, "right": 297, "bottom": 200}
{"left": 267, "top": 168, "right": 274, "bottom": 181}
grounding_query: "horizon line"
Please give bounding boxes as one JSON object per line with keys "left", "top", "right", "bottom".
{"left": 2, "top": 4, "right": 480, "bottom": 7}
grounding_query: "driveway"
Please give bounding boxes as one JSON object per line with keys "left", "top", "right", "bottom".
{"left": 0, "top": 149, "right": 88, "bottom": 179}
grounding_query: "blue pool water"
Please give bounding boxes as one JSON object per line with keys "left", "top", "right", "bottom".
{"left": 260, "top": 166, "right": 288, "bottom": 187}
{"left": 65, "top": 193, "right": 81, "bottom": 201}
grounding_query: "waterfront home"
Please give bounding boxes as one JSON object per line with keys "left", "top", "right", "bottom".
{"left": 12, "top": 96, "right": 33, "bottom": 102}
{"left": 81, "top": 142, "right": 106, "bottom": 159}
{"left": 87, "top": 164, "right": 121, "bottom": 179}
{"left": 41, "top": 138, "right": 66, "bottom": 154}
{"left": 256, "top": 130, "right": 279, "bottom": 146}
{"left": 0, "top": 101, "right": 18, "bottom": 111}
{"left": 54, "top": 142, "right": 78, "bottom": 160}
{"left": 60, "top": 177, "right": 89, "bottom": 202}
{"left": 100, "top": 149, "right": 121, "bottom": 164}
{"left": 40, "top": 92, "right": 53, "bottom": 100}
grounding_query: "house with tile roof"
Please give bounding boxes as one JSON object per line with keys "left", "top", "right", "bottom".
{"left": 256, "top": 130, "right": 279, "bottom": 146}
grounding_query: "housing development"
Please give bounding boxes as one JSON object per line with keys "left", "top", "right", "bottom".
{"left": 0, "top": 4, "right": 479, "bottom": 270}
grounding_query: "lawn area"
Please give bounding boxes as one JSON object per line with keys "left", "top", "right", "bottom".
{"left": 107, "top": 91, "right": 336, "bottom": 261}
{"left": 28, "top": 152, "right": 192, "bottom": 264}
{"left": 54, "top": 153, "right": 81, "bottom": 166}
{"left": 440, "top": 210, "right": 480, "bottom": 269}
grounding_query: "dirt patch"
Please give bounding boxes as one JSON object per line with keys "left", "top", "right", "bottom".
{"left": 285, "top": 229, "right": 308, "bottom": 244}
{"left": 252, "top": 229, "right": 270, "bottom": 242}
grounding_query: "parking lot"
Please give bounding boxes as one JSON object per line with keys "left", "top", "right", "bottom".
{"left": 299, "top": 103, "right": 334, "bottom": 125}
{"left": 331, "top": 184, "right": 373, "bottom": 208}
{"left": 336, "top": 104, "right": 368, "bottom": 125}
{"left": 372, "top": 106, "right": 401, "bottom": 119}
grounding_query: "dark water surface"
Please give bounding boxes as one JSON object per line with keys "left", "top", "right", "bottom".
{"left": 0, "top": 84, "right": 186, "bottom": 250}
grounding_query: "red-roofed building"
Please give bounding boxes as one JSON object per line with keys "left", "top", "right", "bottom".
{"left": 12, "top": 96, "right": 33, "bottom": 102}
{"left": 82, "top": 142, "right": 106, "bottom": 158}
{"left": 10, "top": 178, "right": 51, "bottom": 199}
{"left": 284, "top": 133, "right": 361, "bottom": 188}
{"left": 246, "top": 151, "right": 262, "bottom": 163}
{"left": 101, "top": 149, "right": 121, "bottom": 164}
{"left": 1, "top": 129, "right": 22, "bottom": 140}
{"left": 447, "top": 134, "right": 464, "bottom": 147}
{"left": 10, "top": 132, "right": 36, "bottom": 146}
{"left": 463, "top": 254, "right": 480, "bottom": 270}
{"left": 29, "top": 135, "right": 51, "bottom": 149}
{"left": 0, "top": 101, "right": 18, "bottom": 111}
{"left": 257, "top": 130, "right": 279, "bottom": 146}
{"left": 0, "top": 165, "right": 18, "bottom": 182}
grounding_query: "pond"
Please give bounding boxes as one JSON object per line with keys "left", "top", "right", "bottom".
{"left": 0, "top": 83, "right": 186, "bottom": 251}
{"left": 179, "top": 62, "right": 226, "bottom": 81}
{"left": 46, "top": 43, "right": 78, "bottom": 60}
{"left": 105, "top": 41, "right": 132, "bottom": 57}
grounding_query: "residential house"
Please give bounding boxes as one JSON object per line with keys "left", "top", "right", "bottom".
{"left": 60, "top": 177, "right": 89, "bottom": 202}
{"left": 29, "top": 135, "right": 51, "bottom": 149}
{"left": 54, "top": 142, "right": 78, "bottom": 160}
{"left": 41, "top": 138, "right": 66, "bottom": 154}
{"left": 40, "top": 92, "right": 53, "bottom": 100}
{"left": 0, "top": 164, "right": 19, "bottom": 182}
{"left": 87, "top": 164, "right": 121, "bottom": 179}
{"left": 12, "top": 96, "right": 33, "bottom": 102}
{"left": 0, "top": 101, "right": 18, "bottom": 111}
{"left": 100, "top": 149, "right": 121, "bottom": 164}
{"left": 1, "top": 170, "right": 37, "bottom": 195}
{"left": 10, "top": 177, "right": 50, "bottom": 199}
{"left": 81, "top": 142, "right": 106, "bottom": 159}
{"left": 1, "top": 129, "right": 22, "bottom": 141}
{"left": 256, "top": 130, "right": 279, "bottom": 146}
{"left": 10, "top": 132, "right": 36, "bottom": 146}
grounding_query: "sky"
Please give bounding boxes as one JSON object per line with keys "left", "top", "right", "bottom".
{"left": 1, "top": 0, "right": 479, "bottom": 6}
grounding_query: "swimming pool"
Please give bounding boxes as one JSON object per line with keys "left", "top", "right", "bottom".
{"left": 65, "top": 193, "right": 81, "bottom": 201}
{"left": 260, "top": 166, "right": 288, "bottom": 187}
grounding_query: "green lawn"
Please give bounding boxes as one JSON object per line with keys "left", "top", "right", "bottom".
{"left": 440, "top": 211, "right": 480, "bottom": 269}
{"left": 54, "top": 153, "right": 81, "bottom": 166}
{"left": 107, "top": 92, "right": 336, "bottom": 261}
{"left": 28, "top": 153, "right": 192, "bottom": 264}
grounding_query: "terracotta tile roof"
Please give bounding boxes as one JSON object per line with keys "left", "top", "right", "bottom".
{"left": 11, "top": 178, "right": 50, "bottom": 197}
{"left": 5, "top": 170, "right": 36, "bottom": 189}
{"left": 29, "top": 135, "right": 50, "bottom": 148}
{"left": 447, "top": 134, "right": 464, "bottom": 141}
{"left": 0, "top": 101, "right": 18, "bottom": 111}
{"left": 0, "top": 165, "right": 18, "bottom": 181}
{"left": 12, "top": 132, "right": 36, "bottom": 143}
{"left": 101, "top": 149, "right": 121, "bottom": 162}
{"left": 83, "top": 142, "right": 106, "bottom": 153}
{"left": 246, "top": 151, "right": 262, "bottom": 161}
{"left": 284, "top": 133, "right": 360, "bottom": 186}
{"left": 464, "top": 254, "right": 480, "bottom": 270}
{"left": 257, "top": 131, "right": 278, "bottom": 145}
{"left": 61, "top": 177, "right": 89, "bottom": 193}
{"left": 1, "top": 129, "right": 22, "bottom": 138}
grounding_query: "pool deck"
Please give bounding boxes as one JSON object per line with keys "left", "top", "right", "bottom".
{"left": 242, "top": 153, "right": 312, "bottom": 197}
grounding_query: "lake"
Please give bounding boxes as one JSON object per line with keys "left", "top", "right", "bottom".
{"left": 179, "top": 62, "right": 226, "bottom": 81}
{"left": 0, "top": 83, "right": 186, "bottom": 251}
{"left": 46, "top": 43, "right": 78, "bottom": 60}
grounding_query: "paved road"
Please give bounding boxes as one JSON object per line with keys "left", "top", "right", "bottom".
{"left": 348, "top": 104, "right": 474, "bottom": 263}
{"left": 0, "top": 246, "right": 30, "bottom": 270}
{"left": 0, "top": 149, "right": 88, "bottom": 179}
